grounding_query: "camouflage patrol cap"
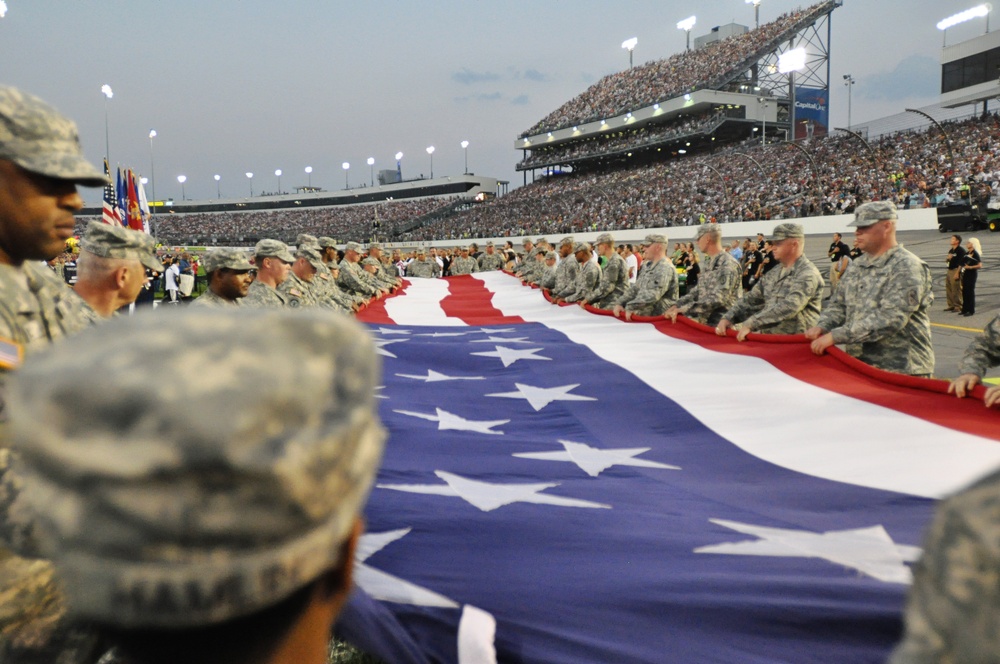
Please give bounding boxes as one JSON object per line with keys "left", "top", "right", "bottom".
{"left": 368, "top": 242, "right": 382, "bottom": 251}
{"left": 573, "top": 242, "right": 592, "bottom": 254}
{"left": 522, "top": 237, "right": 534, "bottom": 246}
{"left": 296, "top": 245, "right": 325, "bottom": 269}
{"left": 849, "top": 200, "right": 898, "bottom": 228}
{"left": 694, "top": 224, "right": 721, "bottom": 239}
{"left": 80, "top": 221, "right": 163, "bottom": 273}
{"left": 559, "top": 236, "right": 575, "bottom": 247}
{"left": 485, "top": 241, "right": 495, "bottom": 247}
{"left": 254, "top": 238, "right": 294, "bottom": 263}
{"left": 771, "top": 222, "right": 804, "bottom": 241}
{"left": 596, "top": 233, "right": 614, "bottom": 246}
{"left": 7, "top": 308, "right": 385, "bottom": 628}
{"left": 203, "top": 248, "right": 254, "bottom": 273}
{"left": 0, "top": 86, "right": 109, "bottom": 187}
{"left": 544, "top": 251, "right": 557, "bottom": 260}
{"left": 644, "top": 234, "right": 668, "bottom": 246}
{"left": 318, "top": 236, "right": 338, "bottom": 249}
{"left": 344, "top": 241, "right": 363, "bottom": 253}
{"left": 296, "top": 233, "right": 319, "bottom": 248}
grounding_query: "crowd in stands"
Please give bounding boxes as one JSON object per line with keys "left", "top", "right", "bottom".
{"left": 520, "top": 0, "right": 835, "bottom": 137}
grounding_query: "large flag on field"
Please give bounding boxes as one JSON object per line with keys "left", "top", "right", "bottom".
{"left": 336, "top": 272, "right": 1000, "bottom": 664}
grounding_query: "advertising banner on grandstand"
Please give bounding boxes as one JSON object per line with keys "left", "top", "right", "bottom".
{"left": 794, "top": 86, "right": 829, "bottom": 139}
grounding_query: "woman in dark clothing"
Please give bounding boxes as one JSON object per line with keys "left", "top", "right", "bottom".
{"left": 684, "top": 243, "right": 700, "bottom": 289}
{"left": 961, "top": 237, "right": 983, "bottom": 317}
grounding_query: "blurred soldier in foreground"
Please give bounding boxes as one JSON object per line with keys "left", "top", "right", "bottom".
{"left": 73, "top": 221, "right": 162, "bottom": 320}
{"left": 806, "top": 201, "right": 935, "bottom": 377}
{"left": 242, "top": 239, "right": 294, "bottom": 308}
{"left": 716, "top": 223, "right": 824, "bottom": 340}
{"left": 665, "top": 224, "right": 741, "bottom": 326}
{"left": 477, "top": 241, "right": 505, "bottom": 272}
{"left": 0, "top": 85, "right": 111, "bottom": 663}
{"left": 613, "top": 234, "right": 678, "bottom": 321}
{"left": 949, "top": 312, "right": 1000, "bottom": 408}
{"left": 6, "top": 308, "right": 385, "bottom": 664}
{"left": 190, "top": 248, "right": 254, "bottom": 307}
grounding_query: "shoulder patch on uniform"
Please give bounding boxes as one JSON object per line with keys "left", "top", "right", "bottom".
{"left": 0, "top": 336, "right": 24, "bottom": 370}
{"left": 289, "top": 289, "right": 302, "bottom": 297}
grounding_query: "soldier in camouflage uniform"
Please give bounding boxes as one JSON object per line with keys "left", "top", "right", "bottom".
{"left": 450, "top": 246, "right": 479, "bottom": 275}
{"left": 190, "top": 248, "right": 254, "bottom": 308}
{"left": 539, "top": 252, "right": 559, "bottom": 290}
{"left": 549, "top": 237, "right": 579, "bottom": 299}
{"left": 514, "top": 237, "right": 536, "bottom": 278}
{"left": 613, "top": 234, "right": 679, "bottom": 320}
{"left": 339, "top": 241, "right": 381, "bottom": 301}
{"left": 242, "top": 238, "right": 293, "bottom": 308}
{"left": 890, "top": 465, "right": 1000, "bottom": 663}
{"left": 716, "top": 223, "right": 824, "bottom": 340}
{"left": 278, "top": 246, "right": 323, "bottom": 308}
{"left": 73, "top": 221, "right": 163, "bottom": 320}
{"left": 477, "top": 241, "right": 505, "bottom": 272}
{"left": 583, "top": 232, "right": 629, "bottom": 310}
{"left": 523, "top": 249, "right": 549, "bottom": 285}
{"left": 806, "top": 201, "right": 935, "bottom": 376}
{"left": 561, "top": 242, "right": 600, "bottom": 304}
{"left": 318, "top": 238, "right": 363, "bottom": 311}
{"left": 949, "top": 312, "right": 1000, "bottom": 408}
{"left": 666, "top": 224, "right": 742, "bottom": 326}
{"left": 6, "top": 308, "right": 385, "bottom": 664}
{"left": 364, "top": 242, "right": 402, "bottom": 290}
{"left": 0, "top": 85, "right": 113, "bottom": 664}
{"left": 406, "top": 248, "right": 442, "bottom": 278}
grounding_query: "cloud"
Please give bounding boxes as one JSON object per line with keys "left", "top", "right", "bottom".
{"left": 511, "top": 94, "right": 529, "bottom": 105}
{"left": 861, "top": 55, "right": 939, "bottom": 101}
{"left": 454, "top": 92, "right": 504, "bottom": 103}
{"left": 523, "top": 69, "right": 546, "bottom": 82}
{"left": 452, "top": 68, "right": 501, "bottom": 85}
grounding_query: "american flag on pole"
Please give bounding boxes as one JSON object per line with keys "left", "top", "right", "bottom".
{"left": 337, "top": 272, "right": 1000, "bottom": 664}
{"left": 100, "top": 158, "right": 122, "bottom": 226}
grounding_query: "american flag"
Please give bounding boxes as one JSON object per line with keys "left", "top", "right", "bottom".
{"left": 100, "top": 158, "right": 122, "bottom": 226}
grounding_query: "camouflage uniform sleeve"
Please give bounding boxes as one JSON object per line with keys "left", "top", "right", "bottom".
{"left": 828, "top": 257, "right": 932, "bottom": 346}
{"left": 339, "top": 264, "right": 378, "bottom": 297}
{"left": 722, "top": 278, "right": 764, "bottom": 324}
{"left": 553, "top": 262, "right": 576, "bottom": 298}
{"left": 588, "top": 256, "right": 622, "bottom": 304}
{"left": 744, "top": 263, "right": 824, "bottom": 331}
{"left": 626, "top": 262, "right": 672, "bottom": 313}
{"left": 958, "top": 314, "right": 1000, "bottom": 377}
{"left": 682, "top": 254, "right": 740, "bottom": 320}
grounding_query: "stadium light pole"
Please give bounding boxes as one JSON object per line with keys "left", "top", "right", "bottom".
{"left": 275, "top": 169, "right": 282, "bottom": 194}
{"left": 367, "top": 157, "right": 375, "bottom": 186}
{"left": 148, "top": 129, "right": 156, "bottom": 212}
{"left": 0, "top": 2, "right": 8, "bottom": 18}
{"left": 426, "top": 145, "right": 435, "bottom": 179}
{"left": 214, "top": 174, "right": 221, "bottom": 198}
{"left": 246, "top": 172, "right": 254, "bottom": 197}
{"left": 176, "top": 175, "right": 186, "bottom": 201}
{"left": 342, "top": 162, "right": 350, "bottom": 189}
{"left": 677, "top": 16, "right": 696, "bottom": 51}
{"left": 305, "top": 166, "right": 313, "bottom": 188}
{"left": 461, "top": 140, "right": 470, "bottom": 174}
{"left": 938, "top": 4, "right": 991, "bottom": 46}
{"left": 745, "top": 0, "right": 761, "bottom": 29}
{"left": 395, "top": 151, "right": 404, "bottom": 181}
{"left": 622, "top": 37, "right": 638, "bottom": 69}
{"left": 101, "top": 84, "right": 113, "bottom": 164}
{"left": 843, "top": 74, "right": 856, "bottom": 128}
{"left": 778, "top": 46, "right": 806, "bottom": 141}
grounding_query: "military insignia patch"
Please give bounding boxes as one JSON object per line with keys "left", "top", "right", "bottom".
{"left": 0, "top": 337, "right": 23, "bottom": 370}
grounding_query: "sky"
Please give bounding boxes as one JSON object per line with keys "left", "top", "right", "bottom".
{"left": 0, "top": 0, "right": 991, "bottom": 204}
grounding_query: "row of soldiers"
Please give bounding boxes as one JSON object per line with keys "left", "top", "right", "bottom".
{"left": 403, "top": 242, "right": 506, "bottom": 278}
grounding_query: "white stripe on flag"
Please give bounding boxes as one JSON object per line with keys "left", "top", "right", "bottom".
{"left": 385, "top": 278, "right": 466, "bottom": 326}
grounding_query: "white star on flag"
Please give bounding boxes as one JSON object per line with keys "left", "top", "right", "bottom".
{"left": 395, "top": 370, "right": 486, "bottom": 383}
{"left": 478, "top": 327, "right": 515, "bottom": 334}
{"left": 469, "top": 336, "right": 533, "bottom": 344}
{"left": 694, "top": 519, "right": 921, "bottom": 584}
{"left": 471, "top": 346, "right": 552, "bottom": 367}
{"left": 417, "top": 331, "right": 471, "bottom": 337}
{"left": 374, "top": 386, "right": 388, "bottom": 399}
{"left": 355, "top": 528, "right": 459, "bottom": 608}
{"left": 374, "top": 339, "right": 407, "bottom": 358}
{"left": 377, "top": 470, "right": 611, "bottom": 512}
{"left": 394, "top": 407, "right": 509, "bottom": 435}
{"left": 486, "top": 383, "right": 595, "bottom": 411}
{"left": 513, "top": 440, "right": 680, "bottom": 477}
{"left": 374, "top": 327, "right": 411, "bottom": 336}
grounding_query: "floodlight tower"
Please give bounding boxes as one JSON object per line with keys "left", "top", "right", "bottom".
{"left": 426, "top": 146, "right": 435, "bottom": 179}
{"left": 938, "top": 4, "right": 991, "bottom": 46}
{"left": 746, "top": 0, "right": 762, "bottom": 29}
{"left": 677, "top": 16, "right": 696, "bottom": 51}
{"left": 367, "top": 157, "right": 375, "bottom": 186}
{"left": 843, "top": 74, "right": 856, "bottom": 128}
{"left": 622, "top": 37, "right": 638, "bottom": 69}
{"left": 778, "top": 47, "right": 806, "bottom": 140}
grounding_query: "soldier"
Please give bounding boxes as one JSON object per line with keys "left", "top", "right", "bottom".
{"left": 477, "top": 241, "right": 505, "bottom": 271}
{"left": 805, "top": 201, "right": 935, "bottom": 377}
{"left": 405, "top": 248, "right": 442, "bottom": 278}
{"left": 365, "top": 242, "right": 401, "bottom": 290}
{"left": 316, "top": 237, "right": 360, "bottom": 311}
{"left": 450, "top": 246, "right": 479, "bottom": 275}
{"left": 716, "top": 223, "right": 824, "bottom": 340}
{"left": 539, "top": 251, "right": 559, "bottom": 290}
{"left": 190, "top": 248, "right": 254, "bottom": 307}
{"left": 514, "top": 237, "right": 536, "bottom": 278}
{"left": 243, "top": 239, "right": 294, "bottom": 308}
{"left": 0, "top": 86, "right": 112, "bottom": 664}
{"left": 339, "top": 241, "right": 382, "bottom": 302}
{"left": 613, "top": 234, "right": 678, "bottom": 320}
{"left": 560, "top": 242, "right": 599, "bottom": 304}
{"left": 73, "top": 221, "right": 163, "bottom": 320}
{"left": 6, "top": 308, "right": 385, "bottom": 664}
{"left": 279, "top": 246, "right": 323, "bottom": 308}
{"left": 665, "top": 224, "right": 742, "bottom": 326}
{"left": 583, "top": 232, "right": 629, "bottom": 310}
{"left": 949, "top": 312, "right": 1000, "bottom": 408}
{"left": 549, "top": 237, "right": 579, "bottom": 300}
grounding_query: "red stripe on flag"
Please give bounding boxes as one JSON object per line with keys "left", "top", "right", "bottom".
{"left": 356, "top": 280, "right": 411, "bottom": 324}
{"left": 441, "top": 275, "right": 524, "bottom": 325}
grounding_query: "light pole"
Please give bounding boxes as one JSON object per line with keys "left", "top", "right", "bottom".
{"left": 246, "top": 172, "right": 254, "bottom": 197}
{"left": 0, "top": 2, "right": 8, "bottom": 18}
{"left": 395, "top": 152, "right": 403, "bottom": 180}
{"left": 461, "top": 140, "right": 469, "bottom": 174}
{"left": 621, "top": 37, "right": 637, "bottom": 69}
{"left": 101, "top": 84, "right": 113, "bottom": 163}
{"left": 274, "top": 169, "right": 282, "bottom": 194}
{"left": 938, "top": 4, "right": 991, "bottom": 46}
{"left": 214, "top": 174, "right": 221, "bottom": 198}
{"left": 426, "top": 146, "right": 435, "bottom": 179}
{"left": 148, "top": 129, "right": 156, "bottom": 211}
{"left": 177, "top": 175, "right": 186, "bottom": 201}
{"left": 745, "top": 0, "right": 761, "bottom": 29}
{"left": 778, "top": 46, "right": 806, "bottom": 141}
{"left": 305, "top": 166, "right": 312, "bottom": 188}
{"left": 677, "top": 16, "right": 696, "bottom": 51}
{"left": 342, "top": 162, "right": 350, "bottom": 189}
{"left": 843, "top": 74, "right": 855, "bottom": 128}
{"left": 367, "top": 157, "right": 375, "bottom": 186}
{"left": 758, "top": 97, "right": 768, "bottom": 145}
